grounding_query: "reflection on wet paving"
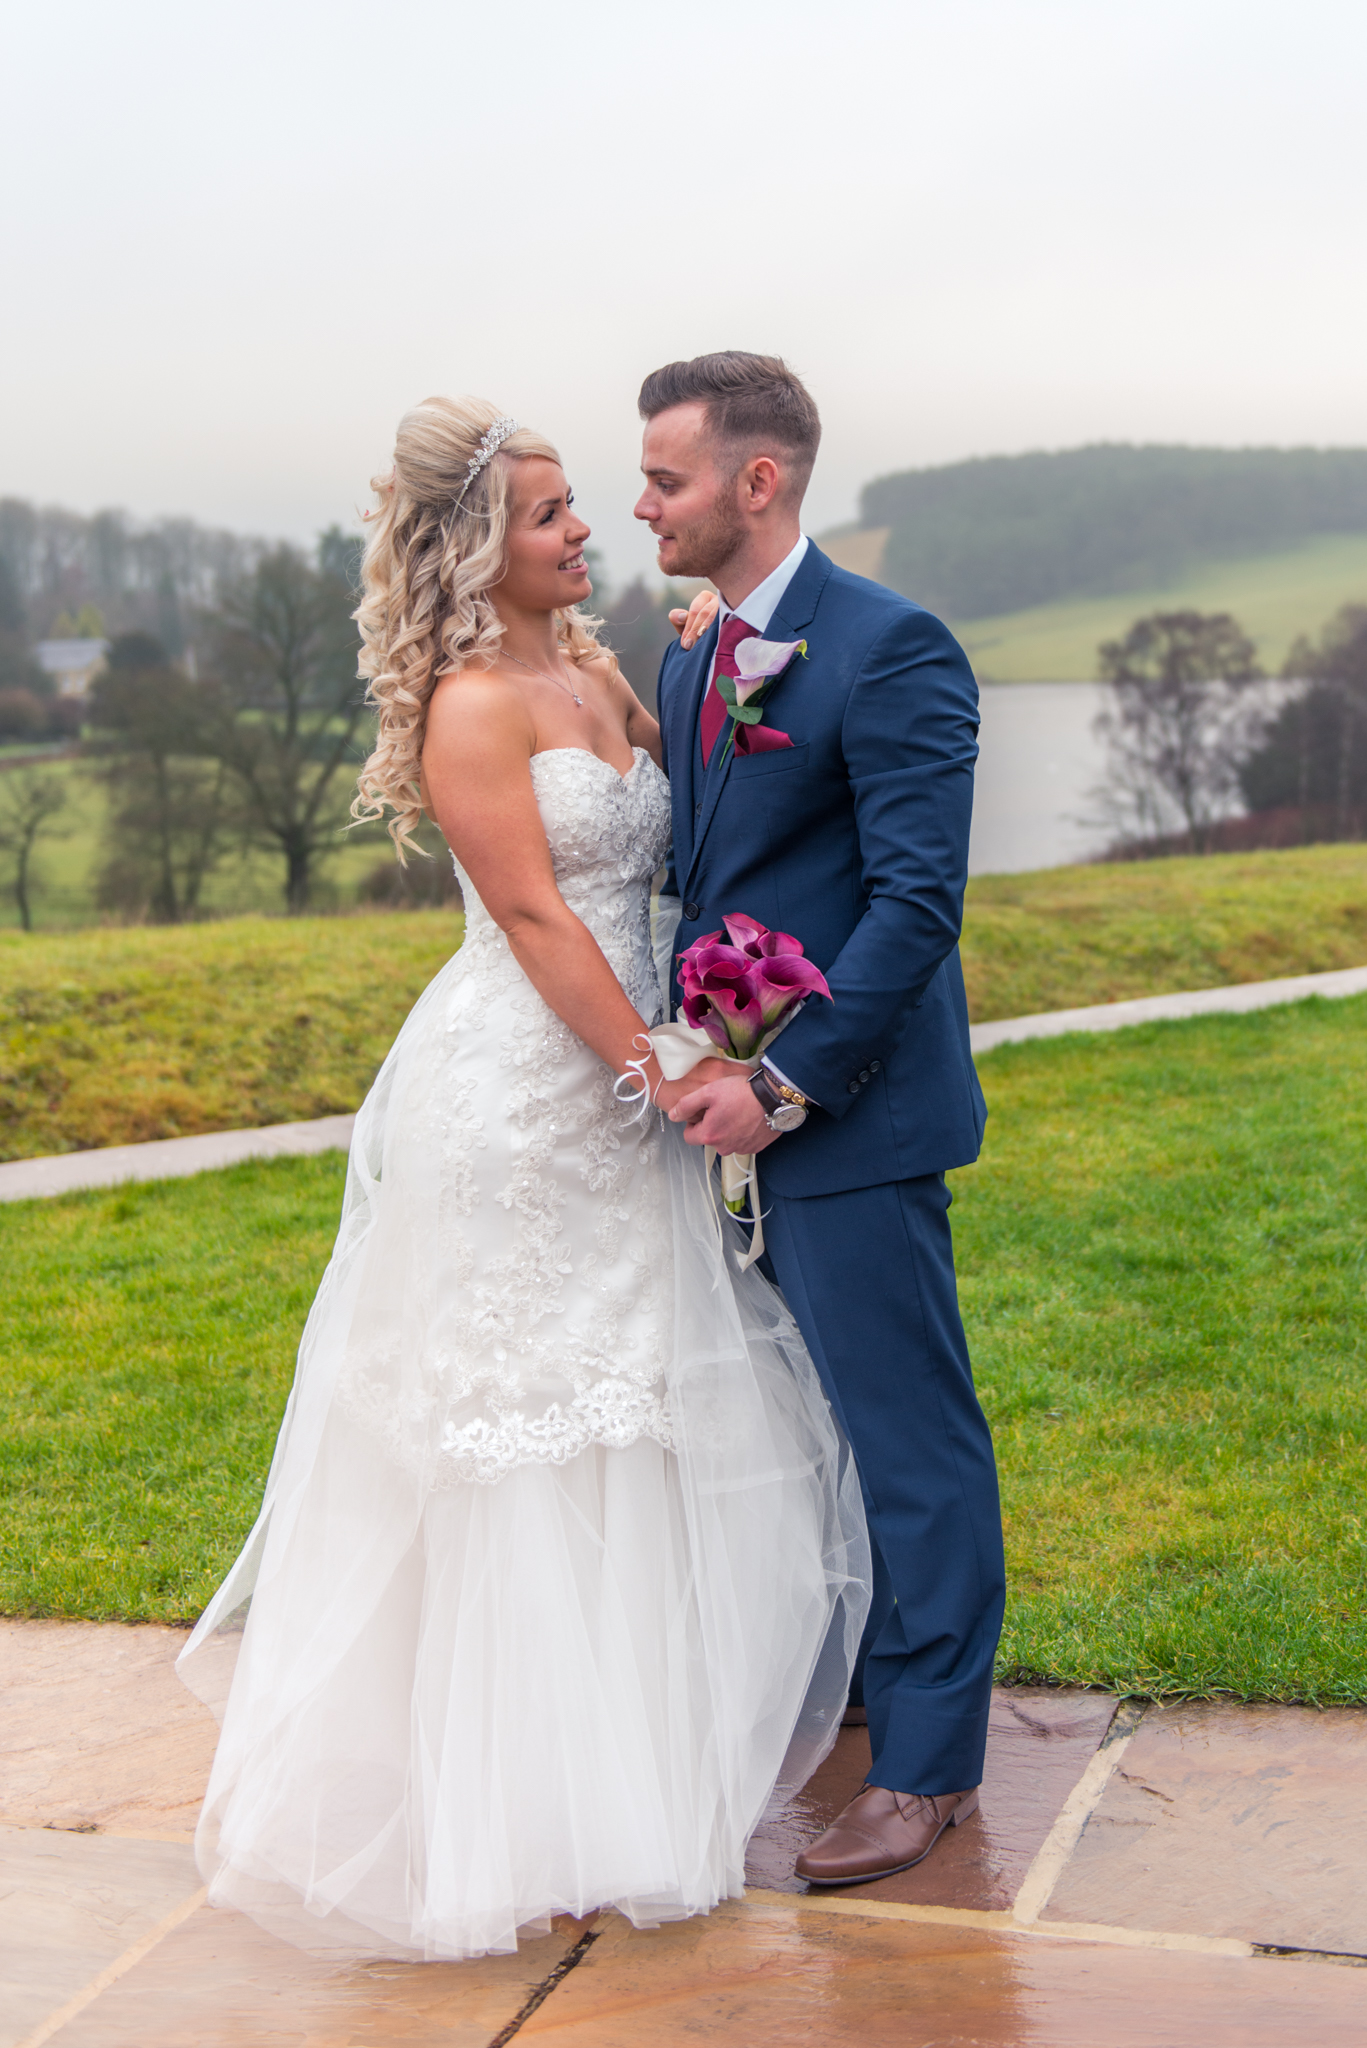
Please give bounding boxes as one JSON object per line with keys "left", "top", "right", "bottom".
{"left": 5, "top": 1620, "right": 1367, "bottom": 2047}
{"left": 515, "top": 1899, "right": 1366, "bottom": 2048}
{"left": 747, "top": 1686, "right": 1118, "bottom": 1908}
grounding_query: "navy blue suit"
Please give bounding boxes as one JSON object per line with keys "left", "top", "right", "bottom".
{"left": 658, "top": 542, "right": 1005, "bottom": 1795}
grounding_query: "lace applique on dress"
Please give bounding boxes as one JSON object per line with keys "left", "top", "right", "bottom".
{"left": 336, "top": 748, "right": 677, "bottom": 1486}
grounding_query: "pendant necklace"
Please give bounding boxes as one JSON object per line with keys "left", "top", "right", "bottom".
{"left": 502, "top": 650, "right": 583, "bottom": 706}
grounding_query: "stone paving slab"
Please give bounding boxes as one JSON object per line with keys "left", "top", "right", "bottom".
{"left": 0, "top": 1825, "right": 199, "bottom": 2048}
{"left": 0, "top": 1619, "right": 216, "bottom": 1839}
{"left": 747, "top": 1687, "right": 1118, "bottom": 1909}
{"left": 6, "top": 1626, "right": 1367, "bottom": 2043}
{"left": 1043, "top": 1699, "right": 1367, "bottom": 1956}
{"left": 41, "top": 1903, "right": 579, "bottom": 2048}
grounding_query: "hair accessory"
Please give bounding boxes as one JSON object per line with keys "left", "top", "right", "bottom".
{"left": 452, "top": 416, "right": 519, "bottom": 510}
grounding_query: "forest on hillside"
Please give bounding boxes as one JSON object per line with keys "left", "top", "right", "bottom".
{"left": 860, "top": 445, "right": 1367, "bottom": 620}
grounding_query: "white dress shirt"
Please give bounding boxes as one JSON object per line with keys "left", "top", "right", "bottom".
{"left": 707, "top": 533, "right": 810, "bottom": 690}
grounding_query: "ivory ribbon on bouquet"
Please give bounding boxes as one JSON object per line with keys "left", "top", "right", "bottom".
{"left": 648, "top": 1020, "right": 768, "bottom": 1273}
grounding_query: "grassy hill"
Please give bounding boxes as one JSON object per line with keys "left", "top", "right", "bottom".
{"left": 819, "top": 528, "right": 1367, "bottom": 682}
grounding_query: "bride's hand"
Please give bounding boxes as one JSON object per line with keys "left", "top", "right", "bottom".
{"left": 653, "top": 1058, "right": 734, "bottom": 1118}
{"left": 668, "top": 588, "right": 719, "bottom": 651}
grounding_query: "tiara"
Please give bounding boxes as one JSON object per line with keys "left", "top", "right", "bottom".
{"left": 452, "top": 416, "right": 519, "bottom": 510}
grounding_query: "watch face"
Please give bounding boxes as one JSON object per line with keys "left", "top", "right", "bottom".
{"left": 769, "top": 1103, "right": 807, "bottom": 1133}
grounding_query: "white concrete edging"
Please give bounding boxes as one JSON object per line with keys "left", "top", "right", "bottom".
{"left": 968, "top": 963, "right": 1367, "bottom": 1056}
{"left": 0, "top": 1115, "right": 356, "bottom": 1203}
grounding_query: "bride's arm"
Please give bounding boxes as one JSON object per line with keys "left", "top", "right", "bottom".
{"left": 423, "top": 675, "right": 727, "bottom": 1107}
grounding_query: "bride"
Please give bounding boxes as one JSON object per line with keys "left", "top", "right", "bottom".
{"left": 178, "top": 396, "right": 869, "bottom": 1961}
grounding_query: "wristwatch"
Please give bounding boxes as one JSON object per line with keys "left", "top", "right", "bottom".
{"left": 749, "top": 1066, "right": 809, "bottom": 1133}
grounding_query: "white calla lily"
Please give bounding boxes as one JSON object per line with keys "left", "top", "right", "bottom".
{"left": 733, "top": 636, "right": 807, "bottom": 705}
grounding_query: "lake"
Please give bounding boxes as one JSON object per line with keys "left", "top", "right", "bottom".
{"left": 971, "top": 681, "right": 1110, "bottom": 875}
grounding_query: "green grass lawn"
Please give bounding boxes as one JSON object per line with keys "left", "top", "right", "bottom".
{"left": 820, "top": 527, "right": 1367, "bottom": 681}
{"left": 956, "top": 994, "right": 1367, "bottom": 1702}
{"left": 3, "top": 996, "right": 1363, "bottom": 1698}
{"left": 3, "top": 843, "right": 1363, "bottom": 1162}
{"left": 0, "top": 1156, "right": 341, "bottom": 1621}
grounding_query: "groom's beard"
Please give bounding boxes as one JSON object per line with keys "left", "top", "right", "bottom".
{"left": 659, "top": 492, "right": 746, "bottom": 584}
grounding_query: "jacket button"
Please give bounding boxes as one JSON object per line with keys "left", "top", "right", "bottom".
{"left": 683, "top": 901, "right": 700, "bottom": 920}
{"left": 694, "top": 802, "right": 702, "bottom": 817}
{"left": 858, "top": 1069, "right": 870, "bottom": 1084}
{"left": 847, "top": 1080, "right": 860, "bottom": 1094}
{"left": 869, "top": 1061, "right": 881, "bottom": 1073}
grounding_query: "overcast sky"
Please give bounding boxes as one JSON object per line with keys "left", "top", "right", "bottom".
{"left": 4, "top": 0, "right": 1365, "bottom": 587}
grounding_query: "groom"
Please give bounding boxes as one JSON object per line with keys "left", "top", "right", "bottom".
{"left": 637, "top": 352, "right": 1005, "bottom": 1885}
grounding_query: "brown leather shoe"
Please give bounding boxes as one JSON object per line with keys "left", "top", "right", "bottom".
{"left": 793, "top": 1784, "right": 980, "bottom": 1886}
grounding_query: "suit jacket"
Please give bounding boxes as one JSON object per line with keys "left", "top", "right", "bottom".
{"left": 658, "top": 542, "right": 986, "bottom": 1198}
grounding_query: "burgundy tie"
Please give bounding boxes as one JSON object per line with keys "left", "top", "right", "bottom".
{"left": 700, "top": 613, "right": 755, "bottom": 766}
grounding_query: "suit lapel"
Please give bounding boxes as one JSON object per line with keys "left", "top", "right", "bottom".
{"left": 664, "top": 617, "right": 717, "bottom": 884}
{"left": 682, "top": 545, "right": 834, "bottom": 895}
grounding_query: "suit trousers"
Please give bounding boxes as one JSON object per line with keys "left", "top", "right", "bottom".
{"left": 759, "top": 1170, "right": 1006, "bottom": 1795}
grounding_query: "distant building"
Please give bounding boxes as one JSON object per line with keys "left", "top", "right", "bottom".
{"left": 35, "top": 638, "right": 108, "bottom": 697}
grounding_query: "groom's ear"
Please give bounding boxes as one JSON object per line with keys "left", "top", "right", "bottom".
{"left": 739, "top": 455, "right": 783, "bottom": 515}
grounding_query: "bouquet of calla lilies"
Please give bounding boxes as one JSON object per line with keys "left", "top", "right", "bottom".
{"left": 678, "top": 914, "right": 831, "bottom": 1061}
{"left": 644, "top": 915, "right": 832, "bottom": 1268}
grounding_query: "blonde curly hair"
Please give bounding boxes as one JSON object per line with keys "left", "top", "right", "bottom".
{"left": 352, "top": 394, "right": 608, "bottom": 860}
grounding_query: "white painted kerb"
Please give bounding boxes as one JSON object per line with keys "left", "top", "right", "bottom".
{"left": 969, "top": 963, "right": 1367, "bottom": 1055}
{"left": 0, "top": 1115, "right": 355, "bottom": 1203}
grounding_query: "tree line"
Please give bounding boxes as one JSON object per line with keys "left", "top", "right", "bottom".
{"left": 861, "top": 445, "right": 1367, "bottom": 621}
{"left": 1092, "top": 603, "right": 1367, "bottom": 855}
{"left": 0, "top": 520, "right": 693, "bottom": 930}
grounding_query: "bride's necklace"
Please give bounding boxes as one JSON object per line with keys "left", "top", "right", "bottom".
{"left": 502, "top": 649, "right": 583, "bottom": 707}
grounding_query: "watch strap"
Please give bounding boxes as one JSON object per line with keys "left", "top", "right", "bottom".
{"left": 749, "top": 1067, "right": 786, "bottom": 1118}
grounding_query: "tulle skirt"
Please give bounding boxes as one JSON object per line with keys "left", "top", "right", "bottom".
{"left": 178, "top": 1034, "right": 868, "bottom": 1961}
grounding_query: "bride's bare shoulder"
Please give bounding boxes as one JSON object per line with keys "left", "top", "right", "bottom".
{"left": 424, "top": 666, "right": 536, "bottom": 771}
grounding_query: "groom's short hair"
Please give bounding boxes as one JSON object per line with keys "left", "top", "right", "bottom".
{"left": 638, "top": 352, "right": 821, "bottom": 498}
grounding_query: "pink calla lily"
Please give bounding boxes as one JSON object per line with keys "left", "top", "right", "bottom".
{"left": 722, "top": 913, "right": 805, "bottom": 959}
{"left": 752, "top": 954, "right": 832, "bottom": 1028}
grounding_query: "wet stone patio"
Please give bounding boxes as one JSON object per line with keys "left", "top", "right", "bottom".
{"left": 2, "top": 1617, "right": 1365, "bottom": 2046}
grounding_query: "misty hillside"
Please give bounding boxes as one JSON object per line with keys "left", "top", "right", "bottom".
{"left": 850, "top": 444, "right": 1367, "bottom": 620}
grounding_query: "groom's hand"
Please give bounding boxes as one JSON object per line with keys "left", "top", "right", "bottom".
{"left": 668, "top": 1073, "right": 779, "bottom": 1155}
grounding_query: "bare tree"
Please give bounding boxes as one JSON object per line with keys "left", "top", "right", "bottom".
{"left": 204, "top": 543, "right": 366, "bottom": 912}
{"left": 87, "top": 634, "right": 231, "bottom": 921}
{"left": 0, "top": 764, "right": 68, "bottom": 930}
{"left": 1092, "top": 611, "right": 1264, "bottom": 853}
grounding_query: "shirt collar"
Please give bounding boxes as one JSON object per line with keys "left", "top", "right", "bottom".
{"left": 718, "top": 534, "right": 809, "bottom": 637}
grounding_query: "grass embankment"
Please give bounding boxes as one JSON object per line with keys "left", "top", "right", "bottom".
{"left": 3, "top": 844, "right": 1364, "bottom": 1161}
{"left": 960, "top": 843, "right": 1367, "bottom": 1020}
{"left": 0, "top": 915, "right": 459, "bottom": 1159}
{"left": 820, "top": 527, "right": 1367, "bottom": 681}
{"left": 2, "top": 995, "right": 1363, "bottom": 1698}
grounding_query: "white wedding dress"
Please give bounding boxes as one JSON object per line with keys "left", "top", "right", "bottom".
{"left": 178, "top": 745, "right": 868, "bottom": 1961}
